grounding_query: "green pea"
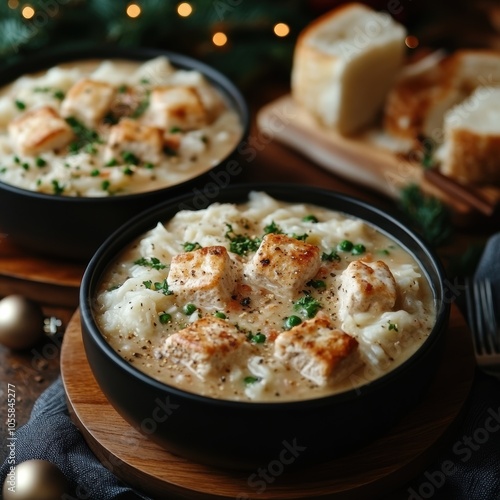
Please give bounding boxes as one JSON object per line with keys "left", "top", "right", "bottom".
{"left": 338, "top": 240, "right": 353, "bottom": 252}
{"left": 352, "top": 244, "right": 366, "bottom": 255}
{"left": 159, "top": 313, "right": 171, "bottom": 324}
{"left": 183, "top": 303, "right": 197, "bottom": 315}
{"left": 284, "top": 315, "right": 302, "bottom": 330}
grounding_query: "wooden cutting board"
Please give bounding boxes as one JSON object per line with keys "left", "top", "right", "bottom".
{"left": 257, "top": 96, "right": 500, "bottom": 226}
{"left": 60, "top": 305, "right": 476, "bottom": 499}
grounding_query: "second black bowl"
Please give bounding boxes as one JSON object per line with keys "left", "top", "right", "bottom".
{"left": 0, "top": 46, "right": 249, "bottom": 261}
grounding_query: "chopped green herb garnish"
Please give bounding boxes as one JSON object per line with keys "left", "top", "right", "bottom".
{"left": 388, "top": 321, "right": 399, "bottom": 332}
{"left": 183, "top": 242, "right": 202, "bottom": 252}
{"left": 294, "top": 295, "right": 321, "bottom": 318}
{"left": 284, "top": 315, "right": 302, "bottom": 330}
{"left": 377, "top": 249, "right": 390, "bottom": 256}
{"left": 307, "top": 279, "right": 326, "bottom": 289}
{"left": 122, "top": 151, "right": 140, "bottom": 165}
{"left": 144, "top": 162, "right": 154, "bottom": 169}
{"left": 53, "top": 90, "right": 65, "bottom": 100}
{"left": 134, "top": 257, "right": 167, "bottom": 270}
{"left": 35, "top": 157, "right": 47, "bottom": 167}
{"left": 21, "top": 162, "right": 30, "bottom": 170}
{"left": 244, "top": 376, "right": 261, "bottom": 385}
{"left": 90, "top": 169, "right": 100, "bottom": 177}
{"left": 15, "top": 100, "right": 26, "bottom": 110}
{"left": 159, "top": 313, "right": 172, "bottom": 324}
{"left": 291, "top": 233, "right": 308, "bottom": 241}
{"left": 52, "top": 180, "right": 64, "bottom": 195}
{"left": 140, "top": 78, "right": 150, "bottom": 84}
{"left": 169, "top": 126, "right": 182, "bottom": 133}
{"left": 302, "top": 214, "right": 319, "bottom": 223}
{"left": 154, "top": 279, "right": 173, "bottom": 295}
{"left": 143, "top": 280, "right": 152, "bottom": 289}
{"left": 118, "top": 84, "right": 128, "bottom": 93}
{"left": 225, "top": 224, "right": 261, "bottom": 256}
{"left": 321, "top": 250, "right": 341, "bottom": 262}
{"left": 13, "top": 156, "right": 20, "bottom": 164}
{"left": 106, "top": 158, "right": 119, "bottom": 167}
{"left": 263, "top": 221, "right": 282, "bottom": 235}
{"left": 65, "top": 116, "right": 101, "bottom": 152}
{"left": 183, "top": 303, "right": 197, "bottom": 315}
{"left": 214, "top": 311, "right": 226, "bottom": 319}
{"left": 123, "top": 167, "right": 134, "bottom": 176}
{"left": 84, "top": 144, "right": 98, "bottom": 155}
{"left": 101, "top": 180, "right": 110, "bottom": 191}
{"left": 131, "top": 91, "right": 150, "bottom": 118}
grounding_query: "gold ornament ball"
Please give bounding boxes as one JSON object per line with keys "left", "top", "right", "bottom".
{"left": 2, "top": 459, "right": 69, "bottom": 499}
{"left": 0, "top": 295, "right": 44, "bottom": 350}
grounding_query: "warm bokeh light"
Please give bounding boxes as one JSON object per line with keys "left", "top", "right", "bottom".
{"left": 274, "top": 22, "right": 290, "bottom": 37}
{"left": 21, "top": 5, "right": 35, "bottom": 18}
{"left": 8, "top": 0, "right": 19, "bottom": 9}
{"left": 126, "top": 3, "right": 141, "bottom": 18}
{"left": 405, "top": 35, "right": 419, "bottom": 49}
{"left": 212, "top": 32, "right": 228, "bottom": 47}
{"left": 177, "top": 2, "right": 192, "bottom": 17}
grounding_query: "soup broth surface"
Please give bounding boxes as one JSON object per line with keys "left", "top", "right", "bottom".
{"left": 94, "top": 192, "right": 436, "bottom": 402}
{"left": 0, "top": 57, "right": 242, "bottom": 196}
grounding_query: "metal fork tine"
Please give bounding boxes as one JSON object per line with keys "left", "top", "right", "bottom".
{"left": 465, "top": 278, "right": 482, "bottom": 355}
{"left": 482, "top": 279, "right": 499, "bottom": 354}
{"left": 477, "top": 279, "right": 491, "bottom": 354}
{"left": 466, "top": 276, "right": 500, "bottom": 368}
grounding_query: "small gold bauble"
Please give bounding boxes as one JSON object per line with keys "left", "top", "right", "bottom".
{"left": 2, "top": 459, "right": 69, "bottom": 500}
{"left": 0, "top": 295, "right": 44, "bottom": 350}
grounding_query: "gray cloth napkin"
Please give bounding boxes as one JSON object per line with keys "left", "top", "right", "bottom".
{"left": 2, "top": 234, "right": 500, "bottom": 500}
{"left": 0, "top": 377, "right": 151, "bottom": 499}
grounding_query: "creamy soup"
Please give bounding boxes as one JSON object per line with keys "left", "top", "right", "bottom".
{"left": 0, "top": 57, "right": 242, "bottom": 196}
{"left": 93, "top": 192, "right": 436, "bottom": 402}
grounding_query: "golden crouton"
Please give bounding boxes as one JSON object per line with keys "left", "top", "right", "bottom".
{"left": 105, "top": 118, "right": 163, "bottom": 164}
{"left": 245, "top": 234, "right": 321, "bottom": 297}
{"left": 338, "top": 260, "right": 397, "bottom": 320}
{"left": 161, "top": 317, "right": 247, "bottom": 379}
{"left": 143, "top": 86, "right": 208, "bottom": 131}
{"left": 8, "top": 105, "right": 74, "bottom": 156}
{"left": 60, "top": 78, "right": 116, "bottom": 128}
{"left": 274, "top": 314, "right": 360, "bottom": 386}
{"left": 167, "top": 246, "right": 238, "bottom": 308}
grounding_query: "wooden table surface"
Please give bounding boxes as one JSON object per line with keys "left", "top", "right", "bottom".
{"left": 0, "top": 83, "right": 492, "bottom": 478}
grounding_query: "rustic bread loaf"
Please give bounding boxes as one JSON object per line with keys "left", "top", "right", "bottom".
{"left": 291, "top": 2, "right": 406, "bottom": 135}
{"left": 384, "top": 49, "right": 500, "bottom": 144}
{"left": 438, "top": 86, "right": 500, "bottom": 185}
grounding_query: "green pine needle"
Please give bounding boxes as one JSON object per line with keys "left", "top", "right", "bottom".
{"left": 399, "top": 184, "right": 453, "bottom": 247}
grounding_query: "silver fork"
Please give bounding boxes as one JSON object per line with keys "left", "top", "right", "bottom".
{"left": 465, "top": 277, "right": 500, "bottom": 368}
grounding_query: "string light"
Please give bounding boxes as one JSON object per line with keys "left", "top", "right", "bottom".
{"left": 8, "top": 0, "right": 19, "bottom": 9}
{"left": 273, "top": 23, "right": 290, "bottom": 37}
{"left": 405, "top": 35, "right": 419, "bottom": 49}
{"left": 21, "top": 5, "right": 35, "bottom": 18}
{"left": 212, "top": 32, "right": 228, "bottom": 47}
{"left": 126, "top": 3, "right": 141, "bottom": 18}
{"left": 177, "top": 2, "right": 192, "bottom": 17}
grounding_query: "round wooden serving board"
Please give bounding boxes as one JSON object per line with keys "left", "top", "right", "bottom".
{"left": 0, "top": 233, "right": 83, "bottom": 307}
{"left": 61, "top": 306, "right": 476, "bottom": 500}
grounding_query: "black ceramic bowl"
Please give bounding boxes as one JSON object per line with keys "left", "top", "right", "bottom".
{"left": 80, "top": 183, "right": 450, "bottom": 470}
{"left": 0, "top": 46, "right": 249, "bottom": 261}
